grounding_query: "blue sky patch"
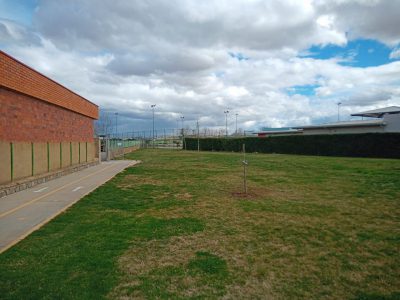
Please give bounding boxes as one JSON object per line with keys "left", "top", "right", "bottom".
{"left": 0, "top": 0, "right": 37, "bottom": 25}
{"left": 286, "top": 84, "right": 320, "bottom": 96}
{"left": 302, "top": 39, "right": 398, "bottom": 67}
{"left": 228, "top": 52, "right": 249, "bottom": 61}
{"left": 213, "top": 71, "right": 225, "bottom": 78}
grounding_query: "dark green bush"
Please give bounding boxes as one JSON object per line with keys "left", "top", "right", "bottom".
{"left": 185, "top": 133, "right": 400, "bottom": 158}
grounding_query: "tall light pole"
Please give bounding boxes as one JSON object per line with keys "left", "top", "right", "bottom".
{"left": 180, "top": 116, "right": 185, "bottom": 150}
{"left": 115, "top": 112, "right": 119, "bottom": 156}
{"left": 180, "top": 116, "right": 185, "bottom": 134}
{"left": 151, "top": 104, "right": 156, "bottom": 148}
{"left": 235, "top": 113, "right": 238, "bottom": 135}
{"left": 115, "top": 112, "right": 118, "bottom": 138}
{"left": 337, "top": 102, "right": 342, "bottom": 122}
{"left": 224, "top": 110, "right": 229, "bottom": 137}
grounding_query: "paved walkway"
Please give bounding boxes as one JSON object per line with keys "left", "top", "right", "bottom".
{"left": 0, "top": 160, "right": 139, "bottom": 254}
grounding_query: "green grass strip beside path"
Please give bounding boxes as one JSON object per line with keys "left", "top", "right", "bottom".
{"left": 1, "top": 150, "right": 399, "bottom": 299}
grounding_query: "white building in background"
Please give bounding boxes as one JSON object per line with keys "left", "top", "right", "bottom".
{"left": 351, "top": 106, "right": 400, "bottom": 133}
{"left": 255, "top": 106, "right": 400, "bottom": 136}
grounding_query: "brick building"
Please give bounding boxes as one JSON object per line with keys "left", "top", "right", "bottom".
{"left": 0, "top": 50, "right": 99, "bottom": 186}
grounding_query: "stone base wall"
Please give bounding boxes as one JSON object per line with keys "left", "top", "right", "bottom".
{"left": 0, "top": 161, "right": 99, "bottom": 198}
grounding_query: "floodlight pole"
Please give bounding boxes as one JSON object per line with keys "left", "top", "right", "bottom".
{"left": 181, "top": 116, "right": 185, "bottom": 150}
{"left": 224, "top": 110, "right": 229, "bottom": 137}
{"left": 115, "top": 112, "right": 120, "bottom": 156}
{"left": 235, "top": 113, "right": 238, "bottom": 135}
{"left": 337, "top": 102, "right": 342, "bottom": 122}
{"left": 151, "top": 104, "right": 156, "bottom": 148}
{"left": 115, "top": 112, "right": 118, "bottom": 138}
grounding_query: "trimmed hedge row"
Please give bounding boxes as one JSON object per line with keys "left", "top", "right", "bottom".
{"left": 185, "top": 133, "right": 400, "bottom": 158}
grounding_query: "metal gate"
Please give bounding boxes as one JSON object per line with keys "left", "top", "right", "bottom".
{"left": 99, "top": 137, "right": 109, "bottom": 161}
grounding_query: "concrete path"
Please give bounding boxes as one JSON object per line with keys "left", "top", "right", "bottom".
{"left": 0, "top": 160, "right": 139, "bottom": 254}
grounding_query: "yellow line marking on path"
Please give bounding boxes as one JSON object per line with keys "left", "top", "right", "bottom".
{"left": 0, "top": 165, "right": 115, "bottom": 219}
{"left": 0, "top": 161, "right": 140, "bottom": 254}
{"left": 0, "top": 167, "right": 118, "bottom": 254}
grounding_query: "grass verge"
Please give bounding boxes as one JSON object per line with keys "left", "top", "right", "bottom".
{"left": 1, "top": 149, "right": 399, "bottom": 299}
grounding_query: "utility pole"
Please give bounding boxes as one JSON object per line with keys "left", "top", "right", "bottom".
{"left": 337, "top": 102, "right": 342, "bottom": 122}
{"left": 115, "top": 112, "right": 119, "bottom": 156}
{"left": 180, "top": 116, "right": 185, "bottom": 150}
{"left": 151, "top": 104, "right": 156, "bottom": 148}
{"left": 224, "top": 110, "right": 229, "bottom": 137}
{"left": 235, "top": 113, "right": 238, "bottom": 135}
{"left": 115, "top": 112, "right": 118, "bottom": 138}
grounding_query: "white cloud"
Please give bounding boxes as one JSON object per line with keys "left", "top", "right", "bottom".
{"left": 1, "top": 0, "right": 400, "bottom": 132}
{"left": 389, "top": 47, "right": 400, "bottom": 59}
{"left": 314, "top": 0, "right": 400, "bottom": 46}
{"left": 0, "top": 18, "right": 40, "bottom": 45}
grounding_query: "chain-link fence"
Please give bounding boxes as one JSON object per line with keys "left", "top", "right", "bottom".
{"left": 98, "top": 127, "right": 252, "bottom": 160}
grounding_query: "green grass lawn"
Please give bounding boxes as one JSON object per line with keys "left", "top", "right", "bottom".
{"left": 1, "top": 149, "right": 399, "bottom": 299}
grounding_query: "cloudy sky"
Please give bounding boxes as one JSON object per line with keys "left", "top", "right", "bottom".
{"left": 1, "top": 0, "right": 400, "bottom": 134}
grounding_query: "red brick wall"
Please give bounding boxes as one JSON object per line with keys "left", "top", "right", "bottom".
{"left": 0, "top": 88, "right": 94, "bottom": 142}
{"left": 0, "top": 50, "right": 98, "bottom": 120}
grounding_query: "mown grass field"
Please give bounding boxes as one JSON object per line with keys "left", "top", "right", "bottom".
{"left": 1, "top": 149, "right": 399, "bottom": 299}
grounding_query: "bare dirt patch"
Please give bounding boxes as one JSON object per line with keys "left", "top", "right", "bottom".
{"left": 231, "top": 191, "right": 259, "bottom": 199}
{"left": 175, "top": 192, "right": 193, "bottom": 200}
{"left": 230, "top": 186, "right": 292, "bottom": 200}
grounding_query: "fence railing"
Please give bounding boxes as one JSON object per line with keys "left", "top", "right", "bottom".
{"left": 97, "top": 128, "right": 252, "bottom": 157}
{"left": 98, "top": 128, "right": 250, "bottom": 140}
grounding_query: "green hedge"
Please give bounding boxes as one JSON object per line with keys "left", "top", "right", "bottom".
{"left": 185, "top": 133, "right": 400, "bottom": 158}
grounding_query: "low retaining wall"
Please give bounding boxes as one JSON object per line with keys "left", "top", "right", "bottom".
{"left": 0, "top": 140, "right": 99, "bottom": 185}
{"left": 0, "top": 161, "right": 99, "bottom": 198}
